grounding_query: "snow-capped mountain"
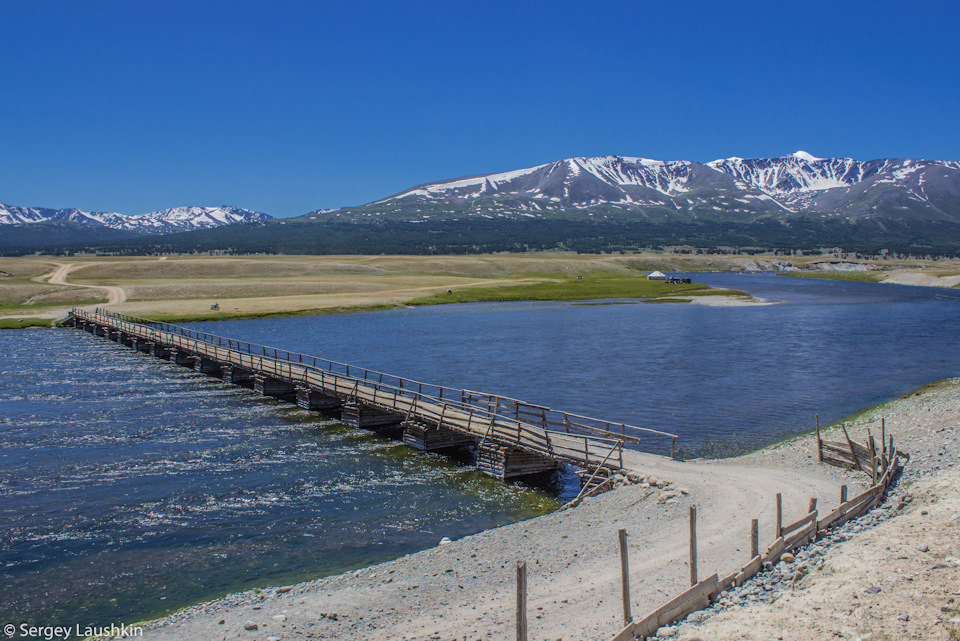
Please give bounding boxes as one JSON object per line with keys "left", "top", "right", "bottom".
{"left": 0, "top": 204, "right": 272, "bottom": 233}
{"left": 304, "top": 152, "right": 960, "bottom": 225}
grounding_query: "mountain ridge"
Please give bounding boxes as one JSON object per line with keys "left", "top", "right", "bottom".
{"left": 0, "top": 203, "right": 272, "bottom": 234}
{"left": 303, "top": 152, "right": 960, "bottom": 226}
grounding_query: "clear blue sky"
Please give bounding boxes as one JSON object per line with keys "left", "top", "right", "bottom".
{"left": 1, "top": 1, "right": 958, "bottom": 218}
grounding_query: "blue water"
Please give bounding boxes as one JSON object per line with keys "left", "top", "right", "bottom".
{"left": 188, "top": 273, "right": 960, "bottom": 453}
{"left": 2, "top": 274, "right": 960, "bottom": 630}
{"left": 0, "top": 331, "right": 556, "bottom": 631}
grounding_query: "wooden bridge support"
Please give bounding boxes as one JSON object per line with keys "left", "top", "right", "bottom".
{"left": 476, "top": 442, "right": 558, "bottom": 480}
{"left": 134, "top": 339, "right": 153, "bottom": 354}
{"left": 221, "top": 365, "right": 255, "bottom": 386}
{"left": 171, "top": 350, "right": 197, "bottom": 367}
{"left": 194, "top": 357, "right": 222, "bottom": 376}
{"left": 108, "top": 329, "right": 121, "bottom": 341}
{"left": 296, "top": 386, "right": 342, "bottom": 411}
{"left": 254, "top": 375, "right": 297, "bottom": 400}
{"left": 119, "top": 332, "right": 134, "bottom": 347}
{"left": 341, "top": 401, "right": 403, "bottom": 431}
{"left": 402, "top": 419, "right": 476, "bottom": 452}
{"left": 151, "top": 344, "right": 171, "bottom": 359}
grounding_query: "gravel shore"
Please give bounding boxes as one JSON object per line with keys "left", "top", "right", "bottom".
{"left": 131, "top": 379, "right": 960, "bottom": 641}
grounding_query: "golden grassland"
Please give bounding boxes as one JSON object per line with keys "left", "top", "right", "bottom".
{"left": 1, "top": 252, "right": 957, "bottom": 327}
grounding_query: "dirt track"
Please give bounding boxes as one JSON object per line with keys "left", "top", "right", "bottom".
{"left": 46, "top": 262, "right": 127, "bottom": 305}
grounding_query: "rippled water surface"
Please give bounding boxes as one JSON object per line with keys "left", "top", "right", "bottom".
{"left": 0, "top": 333, "right": 555, "bottom": 629}
{"left": 3, "top": 274, "right": 960, "bottom": 629}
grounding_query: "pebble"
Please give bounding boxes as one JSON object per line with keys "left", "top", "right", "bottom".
{"left": 243, "top": 621, "right": 258, "bottom": 630}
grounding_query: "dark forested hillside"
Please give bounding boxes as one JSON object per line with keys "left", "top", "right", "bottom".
{"left": 6, "top": 216, "right": 960, "bottom": 257}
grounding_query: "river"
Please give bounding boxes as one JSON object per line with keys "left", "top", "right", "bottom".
{"left": 2, "top": 273, "right": 959, "bottom": 630}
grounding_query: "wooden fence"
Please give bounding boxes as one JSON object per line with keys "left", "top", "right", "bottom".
{"left": 816, "top": 415, "right": 895, "bottom": 485}
{"left": 601, "top": 431, "right": 902, "bottom": 641}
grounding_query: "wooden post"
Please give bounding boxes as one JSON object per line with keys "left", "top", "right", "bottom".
{"left": 841, "top": 425, "right": 864, "bottom": 472}
{"left": 868, "top": 435, "right": 877, "bottom": 484}
{"left": 750, "top": 518, "right": 759, "bottom": 558}
{"left": 808, "top": 497, "right": 818, "bottom": 513}
{"left": 689, "top": 506, "right": 698, "bottom": 586}
{"left": 618, "top": 529, "right": 632, "bottom": 625}
{"left": 516, "top": 561, "right": 527, "bottom": 641}
{"left": 840, "top": 485, "right": 847, "bottom": 503}
{"left": 815, "top": 414, "right": 822, "bottom": 463}
{"left": 881, "top": 418, "right": 886, "bottom": 458}
{"left": 775, "top": 493, "right": 782, "bottom": 538}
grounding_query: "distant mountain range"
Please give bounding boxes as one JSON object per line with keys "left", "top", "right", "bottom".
{"left": 0, "top": 204, "right": 271, "bottom": 233}
{"left": 304, "top": 152, "right": 960, "bottom": 225}
{"left": 4, "top": 152, "right": 960, "bottom": 255}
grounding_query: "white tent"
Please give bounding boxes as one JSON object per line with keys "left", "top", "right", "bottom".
{"left": 647, "top": 271, "right": 668, "bottom": 280}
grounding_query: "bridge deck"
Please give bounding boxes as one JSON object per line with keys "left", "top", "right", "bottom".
{"left": 69, "top": 309, "right": 682, "bottom": 475}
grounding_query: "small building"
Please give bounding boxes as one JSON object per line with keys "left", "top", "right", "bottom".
{"left": 647, "top": 271, "right": 668, "bottom": 280}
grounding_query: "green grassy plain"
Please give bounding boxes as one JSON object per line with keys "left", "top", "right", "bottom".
{"left": 407, "top": 272, "right": 719, "bottom": 306}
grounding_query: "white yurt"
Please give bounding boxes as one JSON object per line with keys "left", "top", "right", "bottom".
{"left": 647, "top": 271, "right": 668, "bottom": 280}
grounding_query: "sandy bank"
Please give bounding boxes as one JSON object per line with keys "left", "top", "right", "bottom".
{"left": 673, "top": 378, "right": 960, "bottom": 641}
{"left": 671, "top": 294, "right": 773, "bottom": 306}
{"left": 128, "top": 375, "right": 960, "bottom": 641}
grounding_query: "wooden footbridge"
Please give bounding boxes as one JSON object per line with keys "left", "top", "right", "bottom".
{"left": 67, "top": 308, "right": 683, "bottom": 482}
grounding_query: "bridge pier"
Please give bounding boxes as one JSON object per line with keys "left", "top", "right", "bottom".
{"left": 119, "top": 332, "right": 135, "bottom": 347}
{"left": 171, "top": 350, "right": 198, "bottom": 367}
{"left": 296, "top": 386, "right": 342, "bottom": 411}
{"left": 151, "top": 344, "right": 171, "bottom": 359}
{"left": 194, "top": 357, "right": 222, "bottom": 376}
{"left": 476, "top": 442, "right": 558, "bottom": 481}
{"left": 254, "top": 375, "right": 296, "bottom": 400}
{"left": 221, "top": 365, "right": 255, "bottom": 386}
{"left": 402, "top": 419, "right": 476, "bottom": 452}
{"left": 134, "top": 339, "right": 154, "bottom": 354}
{"left": 341, "top": 401, "right": 403, "bottom": 431}
{"left": 107, "top": 329, "right": 121, "bottom": 341}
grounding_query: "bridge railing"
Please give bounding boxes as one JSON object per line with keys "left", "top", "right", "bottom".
{"left": 88, "top": 309, "right": 467, "bottom": 402}
{"left": 463, "top": 390, "right": 686, "bottom": 459}
{"left": 72, "top": 308, "right": 681, "bottom": 461}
